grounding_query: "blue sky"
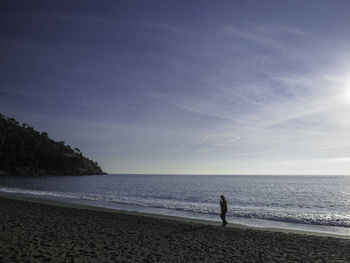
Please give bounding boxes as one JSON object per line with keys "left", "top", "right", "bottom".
{"left": 1, "top": 0, "right": 350, "bottom": 174}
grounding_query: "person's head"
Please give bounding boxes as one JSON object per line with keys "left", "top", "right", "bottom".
{"left": 221, "top": 195, "right": 225, "bottom": 201}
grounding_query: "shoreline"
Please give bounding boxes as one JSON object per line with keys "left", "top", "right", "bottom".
{"left": 1, "top": 194, "right": 350, "bottom": 262}
{"left": 1, "top": 192, "right": 349, "bottom": 240}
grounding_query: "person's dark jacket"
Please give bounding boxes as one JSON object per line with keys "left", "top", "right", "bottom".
{"left": 220, "top": 199, "right": 227, "bottom": 212}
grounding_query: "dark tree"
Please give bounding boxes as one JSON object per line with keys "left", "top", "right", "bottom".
{"left": 0, "top": 113, "right": 106, "bottom": 176}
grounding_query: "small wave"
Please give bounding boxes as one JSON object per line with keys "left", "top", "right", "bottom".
{"left": 228, "top": 208, "right": 350, "bottom": 228}
{"left": 108, "top": 197, "right": 350, "bottom": 228}
{"left": 0, "top": 186, "right": 98, "bottom": 202}
{"left": 1, "top": 186, "right": 350, "bottom": 228}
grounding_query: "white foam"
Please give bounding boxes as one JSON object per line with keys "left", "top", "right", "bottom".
{"left": 2, "top": 186, "right": 350, "bottom": 228}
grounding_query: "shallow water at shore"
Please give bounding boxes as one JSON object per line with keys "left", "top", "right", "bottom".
{"left": 1, "top": 174, "right": 350, "bottom": 235}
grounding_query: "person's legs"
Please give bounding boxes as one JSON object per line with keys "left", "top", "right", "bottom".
{"left": 220, "top": 211, "right": 227, "bottom": 226}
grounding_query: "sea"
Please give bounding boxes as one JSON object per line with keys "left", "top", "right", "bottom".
{"left": 1, "top": 174, "right": 350, "bottom": 236}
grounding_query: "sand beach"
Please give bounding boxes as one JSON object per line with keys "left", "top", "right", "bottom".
{"left": 1, "top": 195, "right": 350, "bottom": 262}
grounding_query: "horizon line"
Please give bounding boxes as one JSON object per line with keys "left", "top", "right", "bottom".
{"left": 105, "top": 173, "right": 350, "bottom": 176}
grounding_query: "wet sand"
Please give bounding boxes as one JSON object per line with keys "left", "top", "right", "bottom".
{"left": 1, "top": 195, "right": 350, "bottom": 262}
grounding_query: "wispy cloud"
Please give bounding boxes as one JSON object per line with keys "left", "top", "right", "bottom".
{"left": 2, "top": 2, "right": 350, "bottom": 174}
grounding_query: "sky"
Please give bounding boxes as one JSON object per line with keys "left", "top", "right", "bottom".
{"left": 1, "top": 0, "right": 350, "bottom": 175}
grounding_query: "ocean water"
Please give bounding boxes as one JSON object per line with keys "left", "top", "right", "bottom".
{"left": 1, "top": 174, "right": 350, "bottom": 235}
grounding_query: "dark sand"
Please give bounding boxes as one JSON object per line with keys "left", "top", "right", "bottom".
{"left": 1, "top": 196, "right": 350, "bottom": 262}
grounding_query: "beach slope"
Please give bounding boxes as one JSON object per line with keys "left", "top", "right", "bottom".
{"left": 1, "top": 196, "right": 350, "bottom": 262}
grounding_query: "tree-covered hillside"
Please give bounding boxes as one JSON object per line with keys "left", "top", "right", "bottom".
{"left": 0, "top": 113, "right": 106, "bottom": 176}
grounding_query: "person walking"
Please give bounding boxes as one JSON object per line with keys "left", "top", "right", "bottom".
{"left": 220, "top": 195, "right": 228, "bottom": 226}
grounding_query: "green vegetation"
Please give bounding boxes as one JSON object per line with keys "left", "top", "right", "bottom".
{"left": 0, "top": 113, "right": 106, "bottom": 176}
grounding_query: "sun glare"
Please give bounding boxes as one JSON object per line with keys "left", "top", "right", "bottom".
{"left": 345, "top": 88, "right": 350, "bottom": 100}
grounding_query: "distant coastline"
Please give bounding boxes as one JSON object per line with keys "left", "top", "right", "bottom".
{"left": 0, "top": 113, "right": 106, "bottom": 176}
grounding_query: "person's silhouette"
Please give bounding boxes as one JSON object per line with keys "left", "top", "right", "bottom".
{"left": 220, "top": 195, "right": 228, "bottom": 226}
